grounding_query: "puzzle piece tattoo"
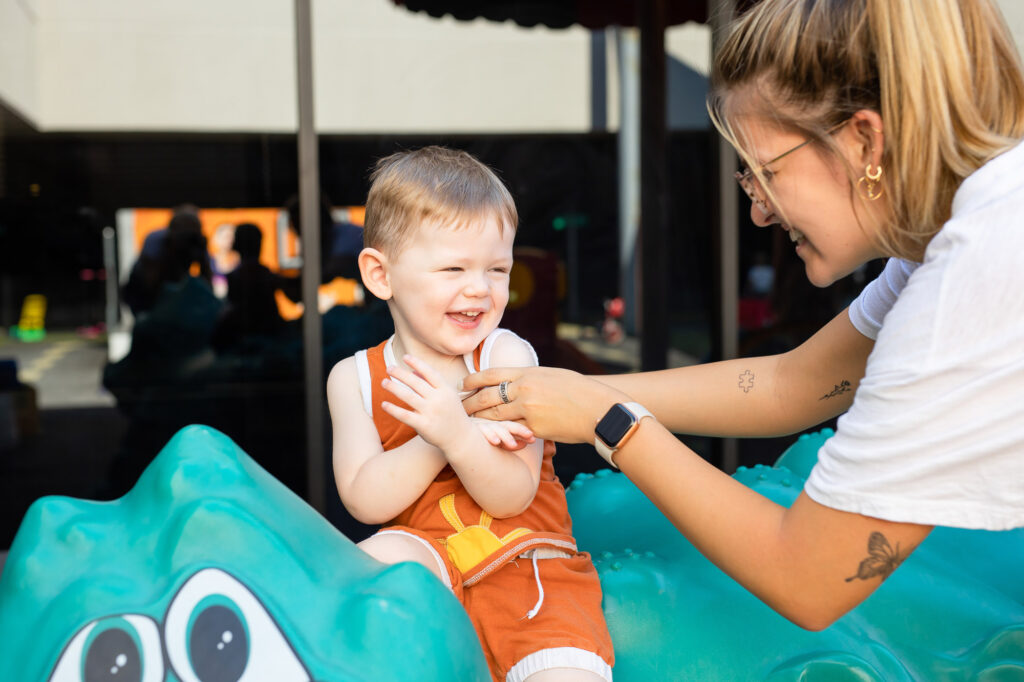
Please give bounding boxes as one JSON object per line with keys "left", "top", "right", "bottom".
{"left": 739, "top": 370, "right": 755, "bottom": 393}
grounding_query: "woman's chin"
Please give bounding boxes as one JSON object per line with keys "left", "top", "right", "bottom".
{"left": 803, "top": 263, "right": 839, "bottom": 288}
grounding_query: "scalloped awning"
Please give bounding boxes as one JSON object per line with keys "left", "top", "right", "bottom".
{"left": 393, "top": 0, "right": 708, "bottom": 29}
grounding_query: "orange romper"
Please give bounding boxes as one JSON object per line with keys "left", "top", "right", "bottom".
{"left": 355, "top": 330, "right": 614, "bottom": 682}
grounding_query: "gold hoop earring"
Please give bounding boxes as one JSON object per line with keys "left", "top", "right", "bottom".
{"left": 858, "top": 163, "right": 884, "bottom": 201}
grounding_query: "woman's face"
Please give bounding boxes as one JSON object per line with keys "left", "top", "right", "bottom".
{"left": 737, "top": 115, "right": 889, "bottom": 287}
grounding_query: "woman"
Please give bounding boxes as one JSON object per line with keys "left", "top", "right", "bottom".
{"left": 463, "top": 0, "right": 1024, "bottom": 630}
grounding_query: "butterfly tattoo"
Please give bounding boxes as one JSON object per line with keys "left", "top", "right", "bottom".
{"left": 845, "top": 532, "right": 904, "bottom": 583}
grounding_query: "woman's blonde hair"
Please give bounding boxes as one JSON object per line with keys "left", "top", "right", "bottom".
{"left": 709, "top": 0, "right": 1024, "bottom": 260}
{"left": 364, "top": 146, "right": 517, "bottom": 256}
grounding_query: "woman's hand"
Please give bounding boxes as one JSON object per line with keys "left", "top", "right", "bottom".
{"left": 461, "top": 366, "right": 631, "bottom": 444}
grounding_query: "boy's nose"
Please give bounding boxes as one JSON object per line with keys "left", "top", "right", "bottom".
{"left": 462, "top": 272, "right": 490, "bottom": 296}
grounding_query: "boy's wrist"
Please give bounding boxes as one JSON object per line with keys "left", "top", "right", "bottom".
{"left": 433, "top": 418, "right": 478, "bottom": 463}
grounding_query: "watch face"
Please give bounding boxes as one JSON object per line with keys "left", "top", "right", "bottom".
{"left": 595, "top": 404, "right": 636, "bottom": 447}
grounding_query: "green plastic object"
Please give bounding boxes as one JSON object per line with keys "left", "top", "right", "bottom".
{"left": 10, "top": 326, "right": 46, "bottom": 342}
{"left": 567, "top": 432, "right": 1024, "bottom": 681}
{"left": 0, "top": 425, "right": 489, "bottom": 681}
{"left": 2, "top": 426, "right": 1022, "bottom": 681}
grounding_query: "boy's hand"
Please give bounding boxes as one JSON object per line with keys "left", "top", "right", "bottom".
{"left": 469, "top": 417, "right": 535, "bottom": 451}
{"left": 380, "top": 354, "right": 476, "bottom": 453}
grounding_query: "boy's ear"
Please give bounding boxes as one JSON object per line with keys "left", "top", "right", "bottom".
{"left": 358, "top": 247, "right": 392, "bottom": 301}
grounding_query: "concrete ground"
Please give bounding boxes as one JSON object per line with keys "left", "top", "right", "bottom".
{"left": 1, "top": 332, "right": 115, "bottom": 409}
{"left": 0, "top": 332, "right": 127, "bottom": 553}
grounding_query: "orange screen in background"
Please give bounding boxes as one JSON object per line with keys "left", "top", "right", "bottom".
{"left": 127, "top": 207, "right": 365, "bottom": 317}
{"left": 130, "top": 208, "right": 283, "bottom": 271}
{"left": 130, "top": 206, "right": 365, "bottom": 274}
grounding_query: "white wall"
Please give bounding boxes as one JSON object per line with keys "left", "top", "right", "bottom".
{"left": 1000, "top": 1, "right": 1024, "bottom": 56}
{"left": 313, "top": 2, "right": 590, "bottom": 133}
{"left": 36, "top": 0, "right": 296, "bottom": 132}
{"left": 33, "top": 0, "right": 593, "bottom": 134}
{"left": 6, "top": 0, "right": 1024, "bottom": 135}
{"left": 0, "top": 0, "right": 40, "bottom": 123}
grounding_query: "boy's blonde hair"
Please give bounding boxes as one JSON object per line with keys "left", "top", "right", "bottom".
{"left": 364, "top": 146, "right": 518, "bottom": 256}
{"left": 709, "top": 0, "right": 1024, "bottom": 260}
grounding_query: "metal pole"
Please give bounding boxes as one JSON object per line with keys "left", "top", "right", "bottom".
{"left": 102, "top": 227, "right": 119, "bottom": 333}
{"left": 590, "top": 29, "right": 608, "bottom": 131}
{"left": 616, "top": 28, "right": 641, "bottom": 336}
{"left": 638, "top": 0, "right": 669, "bottom": 371}
{"left": 295, "top": 0, "right": 325, "bottom": 512}
{"left": 710, "top": 0, "right": 739, "bottom": 472}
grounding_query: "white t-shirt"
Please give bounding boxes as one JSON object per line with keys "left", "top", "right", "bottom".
{"left": 847, "top": 258, "right": 918, "bottom": 340}
{"left": 804, "top": 140, "right": 1024, "bottom": 530}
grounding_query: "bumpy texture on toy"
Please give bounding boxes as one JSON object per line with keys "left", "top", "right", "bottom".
{"left": 1, "top": 426, "right": 1022, "bottom": 680}
{"left": 569, "top": 430, "right": 1024, "bottom": 681}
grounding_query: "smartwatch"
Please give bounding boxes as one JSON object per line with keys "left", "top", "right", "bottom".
{"left": 594, "top": 401, "right": 654, "bottom": 468}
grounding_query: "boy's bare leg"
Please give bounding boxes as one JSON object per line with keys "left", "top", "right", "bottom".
{"left": 523, "top": 670, "right": 607, "bottom": 681}
{"left": 357, "top": 533, "right": 447, "bottom": 583}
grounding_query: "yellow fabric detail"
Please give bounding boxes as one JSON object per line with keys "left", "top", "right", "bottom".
{"left": 440, "top": 494, "right": 466, "bottom": 533}
{"left": 438, "top": 494, "right": 533, "bottom": 573}
{"left": 500, "top": 527, "right": 533, "bottom": 544}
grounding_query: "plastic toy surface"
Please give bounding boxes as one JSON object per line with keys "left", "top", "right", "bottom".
{"left": 569, "top": 430, "right": 1024, "bottom": 681}
{"left": 2, "top": 426, "right": 1022, "bottom": 681}
{"left": 0, "top": 426, "right": 489, "bottom": 681}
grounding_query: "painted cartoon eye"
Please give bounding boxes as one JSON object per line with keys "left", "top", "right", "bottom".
{"left": 164, "top": 567, "right": 311, "bottom": 682}
{"left": 48, "top": 615, "right": 163, "bottom": 682}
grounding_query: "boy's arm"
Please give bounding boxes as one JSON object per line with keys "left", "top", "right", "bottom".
{"left": 381, "top": 335, "right": 544, "bottom": 519}
{"left": 327, "top": 357, "right": 449, "bottom": 525}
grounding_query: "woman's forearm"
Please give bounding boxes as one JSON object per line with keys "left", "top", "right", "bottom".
{"left": 594, "top": 355, "right": 793, "bottom": 436}
{"left": 596, "top": 309, "right": 873, "bottom": 438}
{"left": 614, "top": 418, "right": 931, "bottom": 629}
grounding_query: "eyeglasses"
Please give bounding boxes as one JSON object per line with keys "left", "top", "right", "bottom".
{"left": 734, "top": 119, "right": 849, "bottom": 214}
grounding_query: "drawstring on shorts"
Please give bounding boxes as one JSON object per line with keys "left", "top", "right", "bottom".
{"left": 515, "top": 547, "right": 572, "bottom": 620}
{"left": 526, "top": 551, "right": 544, "bottom": 619}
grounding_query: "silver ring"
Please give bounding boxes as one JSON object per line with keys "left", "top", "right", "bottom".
{"left": 498, "top": 381, "right": 511, "bottom": 404}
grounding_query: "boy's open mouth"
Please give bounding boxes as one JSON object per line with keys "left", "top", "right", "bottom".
{"left": 448, "top": 310, "right": 484, "bottom": 327}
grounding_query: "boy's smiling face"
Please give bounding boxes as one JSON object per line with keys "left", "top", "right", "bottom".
{"left": 384, "top": 213, "right": 514, "bottom": 362}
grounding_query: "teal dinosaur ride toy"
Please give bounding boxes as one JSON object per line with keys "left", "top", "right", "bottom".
{"left": 0, "top": 426, "right": 489, "bottom": 681}
{"left": 1, "top": 426, "right": 1022, "bottom": 680}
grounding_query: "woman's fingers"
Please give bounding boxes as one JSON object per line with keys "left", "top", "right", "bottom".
{"left": 463, "top": 379, "right": 519, "bottom": 415}
{"left": 461, "top": 368, "right": 523, "bottom": 393}
{"left": 470, "top": 401, "right": 521, "bottom": 422}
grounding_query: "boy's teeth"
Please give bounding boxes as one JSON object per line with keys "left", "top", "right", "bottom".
{"left": 462, "top": 311, "right": 480, "bottom": 317}
{"left": 789, "top": 228, "right": 805, "bottom": 243}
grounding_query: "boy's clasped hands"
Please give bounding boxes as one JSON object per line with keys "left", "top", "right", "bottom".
{"left": 380, "top": 353, "right": 536, "bottom": 452}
